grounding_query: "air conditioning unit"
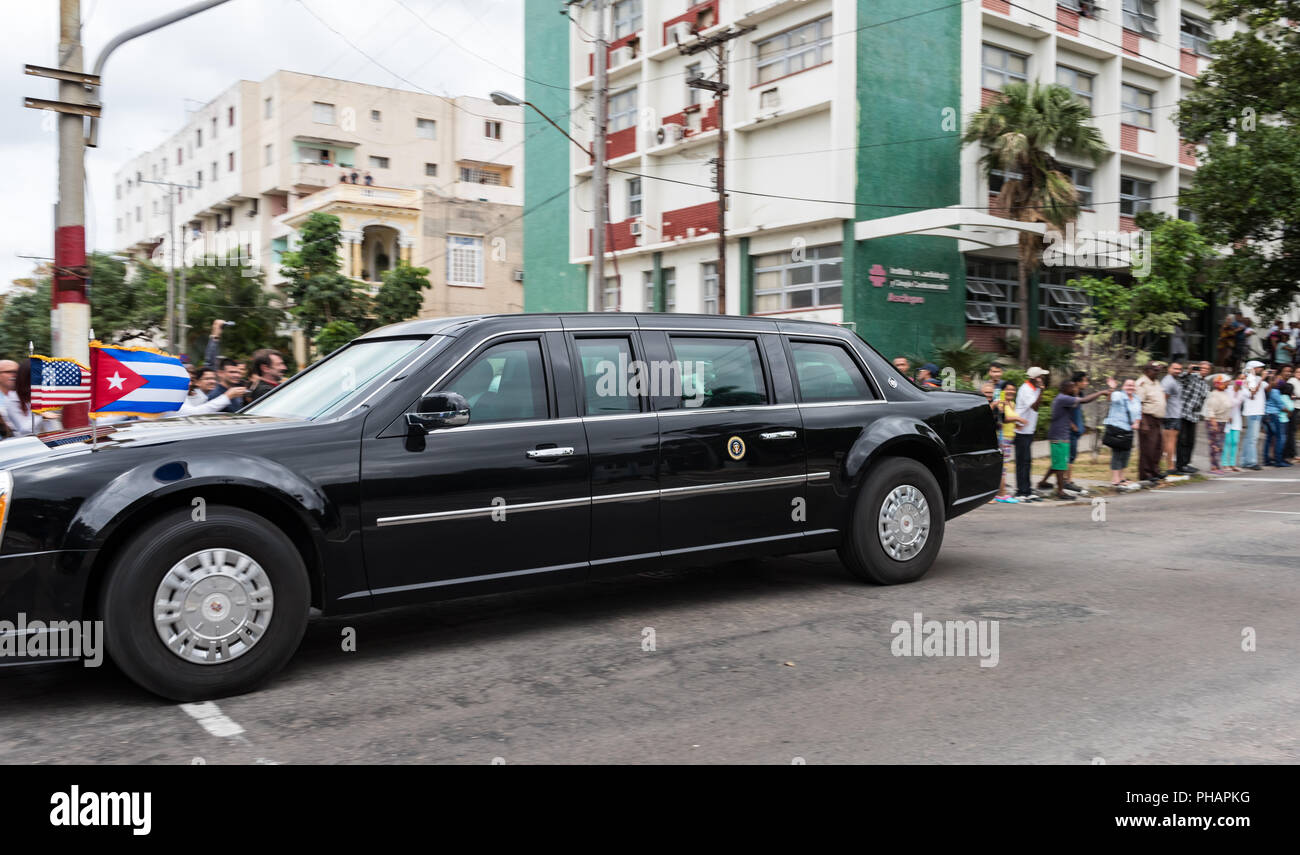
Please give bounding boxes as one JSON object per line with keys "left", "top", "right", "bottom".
{"left": 668, "top": 21, "right": 694, "bottom": 46}
{"left": 630, "top": 219, "right": 643, "bottom": 237}
{"left": 610, "top": 46, "right": 634, "bottom": 67}
{"left": 654, "top": 122, "right": 685, "bottom": 146}
{"left": 513, "top": 269, "right": 525, "bottom": 282}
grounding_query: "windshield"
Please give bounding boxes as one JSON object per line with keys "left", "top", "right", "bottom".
{"left": 244, "top": 336, "right": 435, "bottom": 420}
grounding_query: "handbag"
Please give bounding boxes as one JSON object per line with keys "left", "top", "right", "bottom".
{"left": 1102, "top": 395, "right": 1134, "bottom": 451}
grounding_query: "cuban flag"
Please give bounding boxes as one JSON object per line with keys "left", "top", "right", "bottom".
{"left": 89, "top": 343, "right": 189, "bottom": 417}
{"left": 31, "top": 355, "right": 91, "bottom": 412}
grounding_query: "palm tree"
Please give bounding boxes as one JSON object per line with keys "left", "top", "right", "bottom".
{"left": 963, "top": 81, "right": 1109, "bottom": 365}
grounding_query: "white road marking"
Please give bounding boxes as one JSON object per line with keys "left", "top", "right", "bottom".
{"left": 179, "top": 702, "right": 245, "bottom": 738}
{"left": 1215, "top": 477, "right": 1300, "bottom": 482}
{"left": 1243, "top": 510, "right": 1300, "bottom": 516}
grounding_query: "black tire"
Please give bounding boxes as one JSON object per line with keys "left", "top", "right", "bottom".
{"left": 100, "top": 505, "right": 310, "bottom": 701}
{"left": 837, "top": 457, "right": 945, "bottom": 585}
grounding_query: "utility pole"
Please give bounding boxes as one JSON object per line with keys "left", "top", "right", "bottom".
{"left": 682, "top": 25, "right": 753, "bottom": 315}
{"left": 591, "top": 0, "right": 608, "bottom": 312}
{"left": 140, "top": 178, "right": 199, "bottom": 354}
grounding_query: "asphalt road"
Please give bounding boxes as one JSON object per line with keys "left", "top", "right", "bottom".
{"left": 2, "top": 470, "right": 1297, "bottom": 764}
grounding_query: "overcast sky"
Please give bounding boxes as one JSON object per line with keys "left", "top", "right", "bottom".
{"left": 0, "top": 0, "right": 525, "bottom": 290}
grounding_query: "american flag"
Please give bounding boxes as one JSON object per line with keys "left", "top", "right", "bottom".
{"left": 31, "top": 355, "right": 91, "bottom": 412}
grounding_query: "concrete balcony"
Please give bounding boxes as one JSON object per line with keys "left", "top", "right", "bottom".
{"left": 293, "top": 161, "right": 347, "bottom": 190}
{"left": 452, "top": 181, "right": 519, "bottom": 205}
{"left": 288, "top": 182, "right": 421, "bottom": 216}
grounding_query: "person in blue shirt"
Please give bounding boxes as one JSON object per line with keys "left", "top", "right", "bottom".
{"left": 1263, "top": 378, "right": 1293, "bottom": 467}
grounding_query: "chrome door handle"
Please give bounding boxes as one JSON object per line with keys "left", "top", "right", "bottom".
{"left": 760, "top": 431, "right": 798, "bottom": 440}
{"left": 526, "top": 446, "right": 575, "bottom": 460}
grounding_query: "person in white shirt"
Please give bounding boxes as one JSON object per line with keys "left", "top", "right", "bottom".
{"left": 176, "top": 367, "right": 247, "bottom": 417}
{"left": 0, "top": 358, "right": 60, "bottom": 437}
{"left": 1239, "top": 361, "right": 1268, "bottom": 469}
{"left": 1013, "top": 367, "right": 1048, "bottom": 500}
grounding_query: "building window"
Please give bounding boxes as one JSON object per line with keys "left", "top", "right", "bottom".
{"left": 416, "top": 118, "right": 437, "bottom": 139}
{"left": 755, "top": 15, "right": 832, "bottom": 85}
{"left": 263, "top": 97, "right": 272, "bottom": 118}
{"left": 177, "top": 147, "right": 183, "bottom": 165}
{"left": 965, "top": 258, "right": 1019, "bottom": 326}
{"left": 369, "top": 156, "right": 390, "bottom": 169}
{"left": 1065, "top": 166, "right": 1094, "bottom": 208}
{"left": 1121, "top": 84, "right": 1154, "bottom": 129}
{"left": 484, "top": 120, "right": 502, "bottom": 140}
{"left": 664, "top": 267, "right": 677, "bottom": 312}
{"left": 196, "top": 128, "right": 203, "bottom": 148}
{"left": 228, "top": 152, "right": 235, "bottom": 172}
{"left": 753, "top": 243, "right": 843, "bottom": 312}
{"left": 1039, "top": 269, "right": 1090, "bottom": 331}
{"left": 447, "top": 235, "right": 484, "bottom": 286}
{"left": 702, "top": 262, "right": 719, "bottom": 313}
{"left": 612, "top": 0, "right": 642, "bottom": 40}
{"left": 371, "top": 109, "right": 382, "bottom": 122}
{"left": 602, "top": 276, "right": 621, "bottom": 312}
{"left": 1120, "top": 176, "right": 1154, "bottom": 216}
{"left": 1178, "top": 206, "right": 1199, "bottom": 224}
{"left": 460, "top": 164, "right": 504, "bottom": 185}
{"left": 313, "top": 101, "right": 336, "bottom": 125}
{"left": 627, "top": 177, "right": 642, "bottom": 218}
{"left": 196, "top": 170, "right": 203, "bottom": 189}
{"left": 981, "top": 44, "right": 1028, "bottom": 91}
{"left": 608, "top": 86, "right": 638, "bottom": 132}
{"left": 1055, "top": 65, "right": 1094, "bottom": 109}
{"left": 228, "top": 106, "right": 235, "bottom": 126}
{"left": 685, "top": 62, "right": 702, "bottom": 106}
{"left": 1181, "top": 14, "right": 1213, "bottom": 57}
{"left": 1122, "top": 0, "right": 1160, "bottom": 36}
{"left": 211, "top": 161, "right": 217, "bottom": 181}
{"left": 264, "top": 144, "right": 273, "bottom": 166}
{"left": 135, "top": 206, "right": 141, "bottom": 222}
{"left": 425, "top": 162, "right": 438, "bottom": 177}
{"left": 643, "top": 270, "right": 655, "bottom": 311}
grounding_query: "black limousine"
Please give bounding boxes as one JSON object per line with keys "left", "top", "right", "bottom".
{"left": 0, "top": 314, "right": 1000, "bottom": 699}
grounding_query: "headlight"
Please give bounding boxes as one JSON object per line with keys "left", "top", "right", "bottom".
{"left": 0, "top": 471, "right": 11, "bottom": 549}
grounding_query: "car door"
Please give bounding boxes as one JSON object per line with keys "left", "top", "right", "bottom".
{"left": 650, "top": 329, "right": 808, "bottom": 562}
{"left": 563, "top": 319, "right": 661, "bottom": 577}
{"left": 359, "top": 331, "right": 591, "bottom": 602}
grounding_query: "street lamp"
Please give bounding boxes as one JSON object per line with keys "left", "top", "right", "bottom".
{"left": 490, "top": 91, "right": 591, "bottom": 157}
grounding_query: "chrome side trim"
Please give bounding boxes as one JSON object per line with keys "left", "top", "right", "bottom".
{"left": 376, "top": 471, "right": 835, "bottom": 526}
{"left": 949, "top": 448, "right": 1000, "bottom": 457}
{"left": 658, "top": 403, "right": 799, "bottom": 417}
{"left": 433, "top": 417, "right": 585, "bottom": 434}
{"left": 377, "top": 496, "right": 591, "bottom": 527}
{"left": 952, "top": 488, "right": 998, "bottom": 506}
{"left": 798, "top": 399, "right": 886, "bottom": 408}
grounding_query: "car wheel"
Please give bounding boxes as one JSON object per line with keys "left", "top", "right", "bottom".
{"left": 838, "top": 457, "right": 945, "bottom": 585}
{"left": 101, "top": 505, "right": 310, "bottom": 701}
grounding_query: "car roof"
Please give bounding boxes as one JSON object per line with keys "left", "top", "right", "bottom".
{"left": 359, "top": 312, "right": 855, "bottom": 340}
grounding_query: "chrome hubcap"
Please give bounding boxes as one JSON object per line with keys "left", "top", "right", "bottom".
{"left": 878, "top": 485, "right": 930, "bottom": 561}
{"left": 154, "top": 549, "right": 274, "bottom": 665}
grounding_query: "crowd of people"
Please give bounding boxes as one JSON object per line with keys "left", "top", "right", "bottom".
{"left": 972, "top": 359, "right": 1298, "bottom": 503}
{"left": 0, "top": 319, "right": 288, "bottom": 438}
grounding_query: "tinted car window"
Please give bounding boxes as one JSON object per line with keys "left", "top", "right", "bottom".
{"left": 669, "top": 336, "right": 768, "bottom": 408}
{"left": 447, "top": 339, "right": 548, "bottom": 424}
{"left": 790, "top": 340, "right": 874, "bottom": 402}
{"left": 575, "top": 337, "right": 639, "bottom": 415}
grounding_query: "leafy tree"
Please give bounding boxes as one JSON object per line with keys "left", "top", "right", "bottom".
{"left": 964, "top": 81, "right": 1109, "bottom": 364}
{"left": 183, "top": 256, "right": 290, "bottom": 365}
{"left": 315, "top": 320, "right": 361, "bottom": 356}
{"left": 1068, "top": 213, "right": 1216, "bottom": 374}
{"left": 279, "top": 212, "right": 369, "bottom": 343}
{"left": 1177, "top": 1, "right": 1300, "bottom": 316}
{"left": 373, "top": 263, "right": 432, "bottom": 327}
{"left": 0, "top": 279, "right": 51, "bottom": 360}
{"left": 88, "top": 254, "right": 167, "bottom": 345}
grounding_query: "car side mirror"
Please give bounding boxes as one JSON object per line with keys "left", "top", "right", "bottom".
{"left": 406, "top": 392, "right": 470, "bottom": 433}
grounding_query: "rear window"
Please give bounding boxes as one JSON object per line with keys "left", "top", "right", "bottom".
{"left": 668, "top": 336, "right": 768, "bottom": 408}
{"left": 789, "top": 340, "right": 874, "bottom": 403}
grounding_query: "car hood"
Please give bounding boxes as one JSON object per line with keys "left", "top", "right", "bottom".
{"left": 0, "top": 414, "right": 305, "bottom": 469}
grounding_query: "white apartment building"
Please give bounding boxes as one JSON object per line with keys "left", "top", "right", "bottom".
{"left": 523, "top": 0, "right": 1246, "bottom": 360}
{"left": 112, "top": 70, "right": 522, "bottom": 299}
